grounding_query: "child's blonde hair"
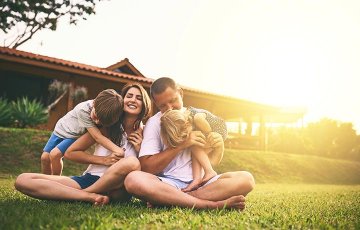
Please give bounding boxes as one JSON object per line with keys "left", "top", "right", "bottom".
{"left": 160, "top": 109, "right": 192, "bottom": 147}
{"left": 94, "top": 89, "right": 123, "bottom": 127}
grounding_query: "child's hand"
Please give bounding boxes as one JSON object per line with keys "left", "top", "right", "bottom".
{"left": 103, "top": 152, "right": 123, "bottom": 166}
{"left": 207, "top": 132, "right": 223, "bottom": 148}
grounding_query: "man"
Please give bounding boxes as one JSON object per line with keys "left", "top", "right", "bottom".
{"left": 124, "top": 77, "right": 255, "bottom": 210}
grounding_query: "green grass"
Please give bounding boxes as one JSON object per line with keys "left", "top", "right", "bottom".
{"left": 0, "top": 178, "right": 359, "bottom": 229}
{"left": 216, "top": 149, "right": 360, "bottom": 184}
{"left": 1, "top": 127, "right": 360, "bottom": 229}
{"left": 0, "top": 127, "right": 87, "bottom": 176}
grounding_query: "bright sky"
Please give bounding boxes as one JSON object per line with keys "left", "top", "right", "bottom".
{"left": 2, "top": 0, "right": 360, "bottom": 133}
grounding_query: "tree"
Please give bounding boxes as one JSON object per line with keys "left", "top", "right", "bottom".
{"left": 0, "top": 0, "right": 104, "bottom": 49}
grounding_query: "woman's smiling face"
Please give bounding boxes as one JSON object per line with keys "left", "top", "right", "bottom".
{"left": 123, "top": 87, "right": 143, "bottom": 116}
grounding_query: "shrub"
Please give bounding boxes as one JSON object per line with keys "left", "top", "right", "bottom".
{"left": 71, "top": 86, "right": 88, "bottom": 105}
{"left": 0, "top": 98, "right": 13, "bottom": 126}
{"left": 11, "top": 97, "right": 48, "bottom": 128}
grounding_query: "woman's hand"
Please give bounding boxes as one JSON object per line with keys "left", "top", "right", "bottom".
{"left": 128, "top": 127, "right": 143, "bottom": 152}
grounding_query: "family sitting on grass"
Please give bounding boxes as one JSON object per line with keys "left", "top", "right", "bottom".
{"left": 15, "top": 77, "right": 255, "bottom": 210}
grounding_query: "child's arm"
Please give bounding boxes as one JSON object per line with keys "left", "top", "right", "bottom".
{"left": 207, "top": 132, "right": 224, "bottom": 165}
{"left": 64, "top": 132, "right": 122, "bottom": 166}
{"left": 87, "top": 126, "right": 125, "bottom": 157}
{"left": 193, "top": 113, "right": 212, "bottom": 134}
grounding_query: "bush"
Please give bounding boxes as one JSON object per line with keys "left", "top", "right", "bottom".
{"left": 11, "top": 97, "right": 48, "bottom": 128}
{"left": 0, "top": 98, "right": 13, "bottom": 126}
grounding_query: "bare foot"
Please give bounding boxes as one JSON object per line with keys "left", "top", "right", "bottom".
{"left": 93, "top": 195, "right": 110, "bottom": 206}
{"left": 214, "top": 195, "right": 246, "bottom": 210}
{"left": 182, "top": 178, "right": 202, "bottom": 192}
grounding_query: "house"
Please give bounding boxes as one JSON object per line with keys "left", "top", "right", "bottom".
{"left": 0, "top": 46, "right": 306, "bottom": 150}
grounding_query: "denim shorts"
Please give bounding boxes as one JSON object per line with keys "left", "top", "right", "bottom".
{"left": 158, "top": 174, "right": 222, "bottom": 190}
{"left": 43, "top": 133, "right": 76, "bottom": 154}
{"left": 71, "top": 173, "right": 100, "bottom": 189}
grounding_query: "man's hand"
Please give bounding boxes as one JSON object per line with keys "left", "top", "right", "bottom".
{"left": 181, "top": 130, "right": 206, "bottom": 149}
{"left": 103, "top": 152, "right": 123, "bottom": 166}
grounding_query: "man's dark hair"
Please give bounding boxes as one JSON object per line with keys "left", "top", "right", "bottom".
{"left": 150, "top": 77, "right": 178, "bottom": 99}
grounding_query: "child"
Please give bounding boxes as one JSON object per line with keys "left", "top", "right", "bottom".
{"left": 41, "top": 89, "right": 124, "bottom": 175}
{"left": 160, "top": 107, "right": 227, "bottom": 192}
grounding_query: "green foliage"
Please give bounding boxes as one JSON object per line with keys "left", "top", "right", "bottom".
{"left": 11, "top": 97, "right": 48, "bottom": 128}
{"left": 0, "top": 179, "right": 359, "bottom": 229}
{"left": 48, "top": 80, "right": 69, "bottom": 103}
{"left": 71, "top": 86, "right": 88, "bottom": 104}
{"left": 0, "top": 0, "right": 104, "bottom": 48}
{"left": 268, "top": 118, "right": 360, "bottom": 161}
{"left": 0, "top": 98, "right": 13, "bottom": 126}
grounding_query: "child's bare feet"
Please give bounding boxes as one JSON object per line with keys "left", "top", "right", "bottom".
{"left": 182, "top": 178, "right": 202, "bottom": 192}
{"left": 93, "top": 195, "right": 110, "bottom": 206}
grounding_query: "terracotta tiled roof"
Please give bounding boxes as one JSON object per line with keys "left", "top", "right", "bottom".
{"left": 106, "top": 58, "right": 145, "bottom": 77}
{"left": 0, "top": 46, "right": 153, "bottom": 84}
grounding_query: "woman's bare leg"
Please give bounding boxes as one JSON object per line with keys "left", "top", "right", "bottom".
{"left": 14, "top": 173, "right": 109, "bottom": 205}
{"left": 84, "top": 156, "right": 140, "bottom": 194}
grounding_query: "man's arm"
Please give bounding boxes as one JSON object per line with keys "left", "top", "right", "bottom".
{"left": 139, "top": 131, "right": 207, "bottom": 174}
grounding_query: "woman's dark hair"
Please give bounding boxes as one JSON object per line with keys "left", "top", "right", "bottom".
{"left": 107, "top": 83, "right": 151, "bottom": 147}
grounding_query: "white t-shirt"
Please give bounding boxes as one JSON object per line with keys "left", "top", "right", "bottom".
{"left": 54, "top": 100, "right": 96, "bottom": 139}
{"left": 139, "top": 111, "right": 193, "bottom": 182}
{"left": 83, "top": 132, "right": 137, "bottom": 177}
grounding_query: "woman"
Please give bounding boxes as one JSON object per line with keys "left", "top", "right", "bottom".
{"left": 14, "top": 83, "right": 152, "bottom": 205}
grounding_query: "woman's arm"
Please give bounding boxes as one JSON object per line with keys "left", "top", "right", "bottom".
{"left": 64, "top": 132, "right": 122, "bottom": 166}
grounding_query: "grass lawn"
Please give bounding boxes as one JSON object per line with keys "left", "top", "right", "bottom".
{"left": 0, "top": 178, "right": 359, "bottom": 229}
{"left": 1, "top": 127, "right": 360, "bottom": 229}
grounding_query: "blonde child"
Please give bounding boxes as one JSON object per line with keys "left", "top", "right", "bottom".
{"left": 160, "top": 107, "right": 227, "bottom": 192}
{"left": 41, "top": 89, "right": 124, "bottom": 175}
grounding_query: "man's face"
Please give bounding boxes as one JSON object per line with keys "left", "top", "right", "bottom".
{"left": 153, "top": 87, "right": 183, "bottom": 113}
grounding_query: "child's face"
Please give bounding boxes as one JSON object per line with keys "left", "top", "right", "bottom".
{"left": 90, "top": 107, "right": 101, "bottom": 125}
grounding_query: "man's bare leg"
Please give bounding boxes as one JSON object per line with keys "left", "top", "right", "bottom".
{"left": 189, "top": 171, "right": 255, "bottom": 201}
{"left": 15, "top": 173, "right": 109, "bottom": 205}
{"left": 124, "top": 171, "right": 246, "bottom": 210}
{"left": 84, "top": 156, "right": 140, "bottom": 194}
